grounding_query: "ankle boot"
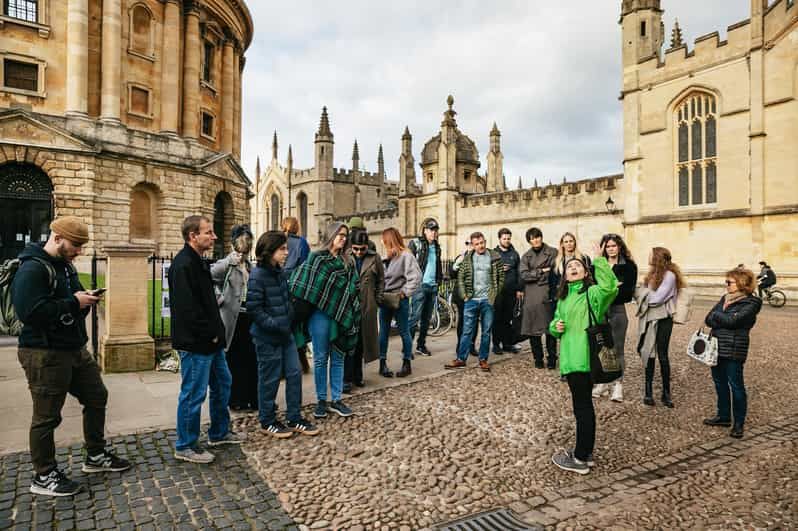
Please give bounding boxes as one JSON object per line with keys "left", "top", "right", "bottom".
{"left": 396, "top": 359, "right": 412, "bottom": 378}
{"left": 660, "top": 357, "right": 673, "bottom": 408}
{"left": 643, "top": 359, "right": 655, "bottom": 406}
{"left": 379, "top": 360, "right": 394, "bottom": 378}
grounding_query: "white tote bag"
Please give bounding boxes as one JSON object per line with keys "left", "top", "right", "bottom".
{"left": 686, "top": 328, "right": 718, "bottom": 367}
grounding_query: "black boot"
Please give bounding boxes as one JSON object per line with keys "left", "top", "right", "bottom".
{"left": 660, "top": 356, "right": 674, "bottom": 408}
{"left": 730, "top": 423, "right": 744, "bottom": 439}
{"left": 379, "top": 360, "right": 394, "bottom": 378}
{"left": 643, "top": 359, "right": 655, "bottom": 406}
{"left": 396, "top": 359, "right": 412, "bottom": 378}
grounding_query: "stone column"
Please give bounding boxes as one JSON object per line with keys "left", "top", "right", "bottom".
{"left": 220, "top": 36, "right": 235, "bottom": 153}
{"left": 66, "top": 0, "right": 89, "bottom": 116}
{"left": 181, "top": 3, "right": 201, "bottom": 138}
{"left": 100, "top": 0, "right": 121, "bottom": 122}
{"left": 232, "top": 52, "right": 242, "bottom": 159}
{"left": 99, "top": 244, "right": 156, "bottom": 372}
{"left": 160, "top": 0, "right": 181, "bottom": 134}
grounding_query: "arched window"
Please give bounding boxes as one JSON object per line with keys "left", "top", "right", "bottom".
{"left": 129, "top": 4, "right": 153, "bottom": 57}
{"left": 213, "top": 192, "right": 233, "bottom": 259}
{"left": 269, "top": 194, "right": 281, "bottom": 231}
{"left": 675, "top": 92, "right": 717, "bottom": 206}
{"left": 297, "top": 192, "right": 308, "bottom": 237}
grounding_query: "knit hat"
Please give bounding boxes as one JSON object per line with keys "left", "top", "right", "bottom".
{"left": 50, "top": 216, "right": 89, "bottom": 245}
{"left": 322, "top": 222, "right": 347, "bottom": 250}
{"left": 348, "top": 216, "right": 365, "bottom": 229}
{"left": 231, "top": 224, "right": 253, "bottom": 241}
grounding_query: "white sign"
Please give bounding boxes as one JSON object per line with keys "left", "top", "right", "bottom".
{"left": 160, "top": 291, "right": 171, "bottom": 318}
{"left": 161, "top": 260, "right": 171, "bottom": 290}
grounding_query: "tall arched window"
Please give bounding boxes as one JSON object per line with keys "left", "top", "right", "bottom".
{"left": 675, "top": 92, "right": 717, "bottom": 206}
{"left": 297, "top": 192, "right": 308, "bottom": 237}
{"left": 270, "top": 194, "right": 280, "bottom": 231}
{"left": 129, "top": 4, "right": 154, "bottom": 57}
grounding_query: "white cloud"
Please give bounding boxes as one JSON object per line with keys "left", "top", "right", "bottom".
{"left": 241, "top": 1, "right": 751, "bottom": 188}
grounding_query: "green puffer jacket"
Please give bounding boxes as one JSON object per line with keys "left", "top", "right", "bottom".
{"left": 456, "top": 249, "right": 505, "bottom": 305}
{"left": 548, "top": 257, "right": 618, "bottom": 375}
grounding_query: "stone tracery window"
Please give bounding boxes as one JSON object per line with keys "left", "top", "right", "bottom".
{"left": 675, "top": 92, "right": 717, "bottom": 206}
{"left": 270, "top": 194, "right": 280, "bottom": 231}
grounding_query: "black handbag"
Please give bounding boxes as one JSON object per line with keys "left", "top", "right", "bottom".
{"left": 586, "top": 296, "right": 622, "bottom": 384}
{"left": 509, "top": 298, "right": 528, "bottom": 344}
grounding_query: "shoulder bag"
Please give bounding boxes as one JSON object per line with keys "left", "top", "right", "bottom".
{"left": 686, "top": 327, "right": 718, "bottom": 366}
{"left": 586, "top": 295, "right": 622, "bottom": 383}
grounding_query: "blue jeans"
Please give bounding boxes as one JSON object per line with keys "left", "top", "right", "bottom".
{"left": 309, "top": 310, "right": 344, "bottom": 402}
{"left": 457, "top": 299, "right": 494, "bottom": 361}
{"left": 254, "top": 339, "right": 302, "bottom": 426}
{"left": 379, "top": 297, "right": 413, "bottom": 362}
{"left": 711, "top": 358, "right": 747, "bottom": 426}
{"left": 410, "top": 284, "right": 437, "bottom": 348}
{"left": 176, "top": 349, "right": 232, "bottom": 451}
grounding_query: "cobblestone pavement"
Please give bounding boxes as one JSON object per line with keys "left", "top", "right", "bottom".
{"left": 0, "top": 430, "right": 296, "bottom": 531}
{"left": 234, "top": 304, "right": 798, "bottom": 530}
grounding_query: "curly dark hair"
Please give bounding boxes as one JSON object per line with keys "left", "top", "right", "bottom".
{"left": 600, "top": 233, "right": 635, "bottom": 264}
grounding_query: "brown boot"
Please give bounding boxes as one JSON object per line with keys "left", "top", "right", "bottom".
{"left": 445, "top": 359, "right": 467, "bottom": 369}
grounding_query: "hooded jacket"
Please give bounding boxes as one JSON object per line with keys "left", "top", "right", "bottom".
{"left": 11, "top": 243, "right": 89, "bottom": 350}
{"left": 548, "top": 257, "right": 618, "bottom": 375}
{"left": 705, "top": 294, "right": 762, "bottom": 362}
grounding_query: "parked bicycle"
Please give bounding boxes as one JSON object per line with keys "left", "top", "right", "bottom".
{"left": 427, "top": 293, "right": 457, "bottom": 337}
{"left": 760, "top": 284, "right": 786, "bottom": 308}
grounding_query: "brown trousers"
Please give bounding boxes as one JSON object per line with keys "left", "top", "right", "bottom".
{"left": 18, "top": 347, "right": 108, "bottom": 475}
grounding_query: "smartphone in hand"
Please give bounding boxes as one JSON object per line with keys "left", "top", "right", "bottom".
{"left": 89, "top": 288, "right": 107, "bottom": 296}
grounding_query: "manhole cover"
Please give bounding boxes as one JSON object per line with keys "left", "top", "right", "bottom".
{"left": 435, "top": 508, "right": 541, "bottom": 531}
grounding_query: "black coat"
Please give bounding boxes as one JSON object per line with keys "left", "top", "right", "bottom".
{"left": 494, "top": 244, "right": 521, "bottom": 293}
{"left": 11, "top": 243, "right": 89, "bottom": 350}
{"left": 246, "top": 262, "right": 294, "bottom": 345}
{"left": 168, "top": 244, "right": 226, "bottom": 354}
{"left": 408, "top": 237, "right": 442, "bottom": 285}
{"left": 610, "top": 259, "right": 638, "bottom": 305}
{"left": 705, "top": 295, "right": 762, "bottom": 362}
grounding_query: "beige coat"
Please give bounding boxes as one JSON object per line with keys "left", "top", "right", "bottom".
{"left": 519, "top": 244, "right": 557, "bottom": 336}
{"left": 211, "top": 254, "right": 251, "bottom": 350}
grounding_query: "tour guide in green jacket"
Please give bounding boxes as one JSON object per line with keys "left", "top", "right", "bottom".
{"left": 548, "top": 251, "right": 618, "bottom": 475}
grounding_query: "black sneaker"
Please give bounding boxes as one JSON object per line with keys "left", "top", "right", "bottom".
{"left": 287, "top": 418, "right": 320, "bottom": 436}
{"left": 703, "top": 416, "right": 732, "bottom": 427}
{"left": 30, "top": 468, "right": 82, "bottom": 497}
{"left": 546, "top": 358, "right": 557, "bottom": 370}
{"left": 327, "top": 400, "right": 354, "bottom": 417}
{"left": 416, "top": 345, "right": 432, "bottom": 356}
{"left": 313, "top": 401, "right": 328, "bottom": 419}
{"left": 534, "top": 360, "right": 544, "bottom": 369}
{"left": 82, "top": 450, "right": 132, "bottom": 473}
{"left": 262, "top": 421, "right": 293, "bottom": 439}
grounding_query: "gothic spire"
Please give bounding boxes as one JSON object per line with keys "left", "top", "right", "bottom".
{"left": 534, "top": 178, "right": 539, "bottom": 188}
{"left": 517, "top": 176, "right": 523, "bottom": 190}
{"left": 352, "top": 139, "right": 359, "bottom": 161}
{"left": 670, "top": 19, "right": 684, "bottom": 48}
{"left": 402, "top": 126, "right": 411, "bottom": 140}
{"left": 255, "top": 156, "right": 261, "bottom": 178}
{"left": 271, "top": 131, "right": 278, "bottom": 160}
{"left": 490, "top": 122, "right": 500, "bottom": 136}
{"left": 287, "top": 144, "right": 293, "bottom": 166}
{"left": 378, "top": 144, "right": 384, "bottom": 164}
{"left": 318, "top": 106, "right": 332, "bottom": 137}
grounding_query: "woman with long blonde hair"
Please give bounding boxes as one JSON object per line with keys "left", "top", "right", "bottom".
{"left": 637, "top": 247, "right": 686, "bottom": 408}
{"left": 555, "top": 232, "right": 592, "bottom": 276}
{"left": 378, "top": 228, "right": 421, "bottom": 378}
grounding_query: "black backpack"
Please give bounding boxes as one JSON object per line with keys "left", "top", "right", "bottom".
{"left": 0, "top": 257, "right": 58, "bottom": 335}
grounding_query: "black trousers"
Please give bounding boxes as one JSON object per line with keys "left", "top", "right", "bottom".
{"left": 227, "top": 312, "right": 258, "bottom": 409}
{"left": 344, "top": 334, "right": 364, "bottom": 384}
{"left": 530, "top": 334, "right": 557, "bottom": 363}
{"left": 492, "top": 289, "right": 516, "bottom": 349}
{"left": 18, "top": 347, "right": 108, "bottom": 475}
{"left": 638, "top": 317, "right": 673, "bottom": 393}
{"left": 566, "top": 371, "right": 595, "bottom": 462}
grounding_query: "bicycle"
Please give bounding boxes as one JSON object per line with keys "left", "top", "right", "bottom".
{"left": 427, "top": 293, "right": 457, "bottom": 337}
{"left": 760, "top": 285, "right": 786, "bottom": 308}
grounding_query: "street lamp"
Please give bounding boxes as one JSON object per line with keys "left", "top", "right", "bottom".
{"left": 605, "top": 195, "right": 616, "bottom": 214}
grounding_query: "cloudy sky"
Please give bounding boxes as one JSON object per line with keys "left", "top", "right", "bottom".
{"left": 241, "top": 1, "right": 751, "bottom": 188}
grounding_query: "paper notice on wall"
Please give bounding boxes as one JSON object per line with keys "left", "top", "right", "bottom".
{"left": 161, "top": 261, "right": 171, "bottom": 290}
{"left": 161, "top": 292, "right": 171, "bottom": 318}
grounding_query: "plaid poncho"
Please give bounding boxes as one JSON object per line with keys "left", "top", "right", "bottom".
{"left": 289, "top": 250, "right": 361, "bottom": 356}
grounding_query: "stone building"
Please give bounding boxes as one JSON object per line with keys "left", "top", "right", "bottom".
{"left": 0, "top": 0, "right": 254, "bottom": 264}
{"left": 253, "top": 0, "right": 797, "bottom": 298}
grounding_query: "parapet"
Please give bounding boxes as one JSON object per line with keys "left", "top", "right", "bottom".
{"left": 460, "top": 174, "right": 621, "bottom": 210}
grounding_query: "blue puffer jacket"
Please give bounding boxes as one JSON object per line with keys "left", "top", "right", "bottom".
{"left": 246, "top": 262, "right": 294, "bottom": 344}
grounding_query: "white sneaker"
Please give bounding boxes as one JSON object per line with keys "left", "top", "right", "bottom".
{"left": 591, "top": 384, "right": 607, "bottom": 398}
{"left": 174, "top": 447, "right": 215, "bottom": 464}
{"left": 611, "top": 382, "right": 623, "bottom": 402}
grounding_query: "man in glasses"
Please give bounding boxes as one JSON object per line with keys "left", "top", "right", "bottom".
{"left": 169, "top": 215, "right": 243, "bottom": 465}
{"left": 12, "top": 216, "right": 131, "bottom": 496}
{"left": 408, "top": 219, "right": 442, "bottom": 356}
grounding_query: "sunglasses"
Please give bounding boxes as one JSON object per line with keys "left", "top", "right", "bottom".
{"left": 351, "top": 246, "right": 368, "bottom": 253}
{"left": 725, "top": 280, "right": 736, "bottom": 286}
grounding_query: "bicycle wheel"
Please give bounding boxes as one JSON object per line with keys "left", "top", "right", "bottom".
{"left": 429, "top": 296, "right": 453, "bottom": 336}
{"left": 767, "top": 289, "right": 786, "bottom": 308}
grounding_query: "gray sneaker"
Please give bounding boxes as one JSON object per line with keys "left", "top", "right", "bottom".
{"left": 208, "top": 431, "right": 245, "bottom": 446}
{"left": 551, "top": 449, "right": 589, "bottom": 475}
{"left": 174, "top": 447, "right": 215, "bottom": 464}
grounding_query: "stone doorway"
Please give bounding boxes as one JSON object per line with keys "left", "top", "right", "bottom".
{"left": 0, "top": 163, "right": 53, "bottom": 261}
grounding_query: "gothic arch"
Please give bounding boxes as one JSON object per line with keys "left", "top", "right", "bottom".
{"left": 296, "top": 191, "right": 308, "bottom": 237}
{"left": 213, "top": 191, "right": 234, "bottom": 259}
{"left": 671, "top": 89, "right": 719, "bottom": 207}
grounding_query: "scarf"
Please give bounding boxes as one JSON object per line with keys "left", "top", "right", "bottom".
{"left": 289, "top": 251, "right": 361, "bottom": 356}
{"left": 723, "top": 291, "right": 746, "bottom": 310}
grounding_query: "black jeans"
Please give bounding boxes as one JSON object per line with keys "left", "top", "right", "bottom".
{"left": 227, "top": 312, "right": 258, "bottom": 409}
{"left": 639, "top": 317, "right": 673, "bottom": 393}
{"left": 344, "top": 334, "right": 364, "bottom": 384}
{"left": 492, "top": 289, "right": 516, "bottom": 350}
{"left": 566, "top": 371, "right": 595, "bottom": 462}
{"left": 530, "top": 334, "right": 557, "bottom": 363}
{"left": 18, "top": 347, "right": 108, "bottom": 475}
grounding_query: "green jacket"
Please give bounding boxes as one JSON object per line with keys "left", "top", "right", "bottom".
{"left": 548, "top": 257, "right": 618, "bottom": 375}
{"left": 456, "top": 249, "right": 505, "bottom": 305}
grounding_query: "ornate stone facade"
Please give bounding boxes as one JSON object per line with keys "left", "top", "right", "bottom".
{"left": 0, "top": 0, "right": 253, "bottom": 263}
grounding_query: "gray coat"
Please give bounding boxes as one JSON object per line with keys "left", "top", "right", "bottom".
{"left": 519, "top": 244, "right": 557, "bottom": 336}
{"left": 211, "top": 254, "right": 251, "bottom": 350}
{"left": 353, "top": 250, "right": 385, "bottom": 363}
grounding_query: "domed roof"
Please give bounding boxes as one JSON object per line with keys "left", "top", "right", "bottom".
{"left": 421, "top": 133, "right": 480, "bottom": 165}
